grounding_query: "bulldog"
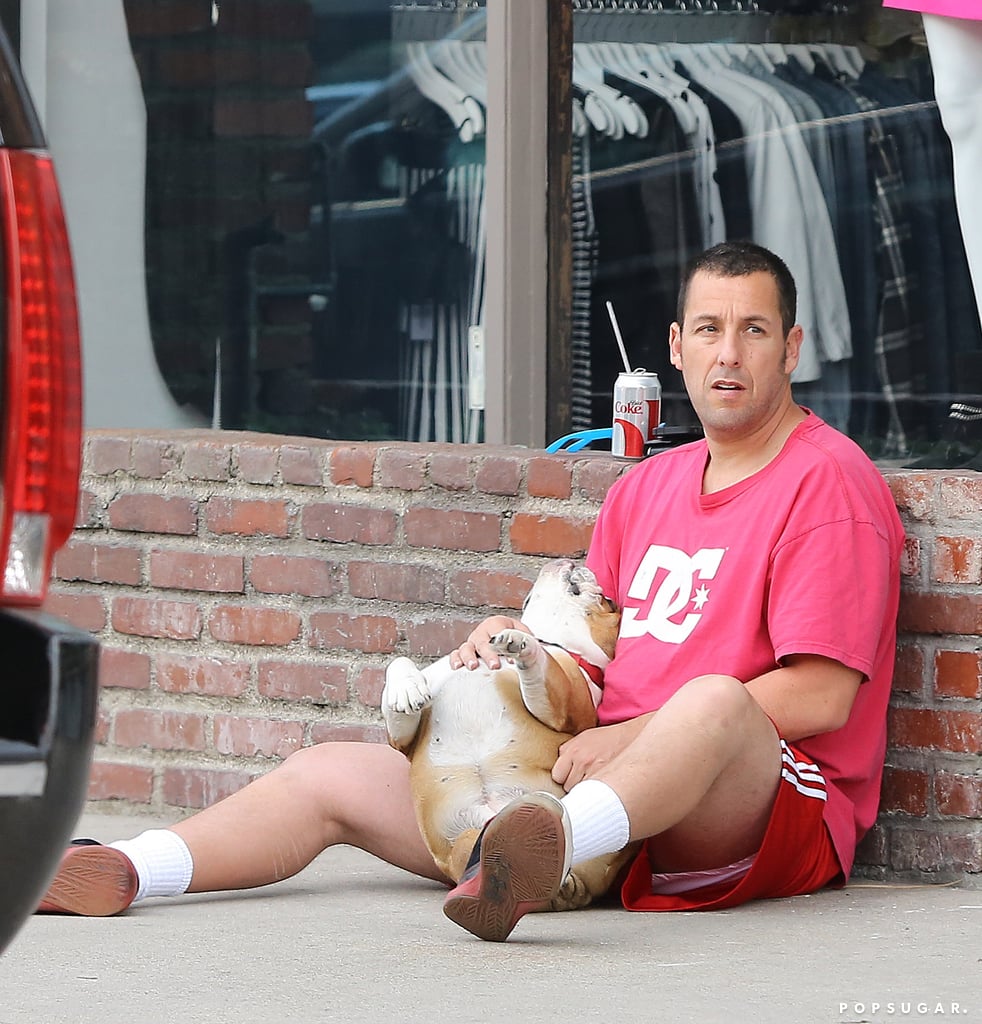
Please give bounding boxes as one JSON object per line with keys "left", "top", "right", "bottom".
{"left": 381, "top": 558, "right": 636, "bottom": 911}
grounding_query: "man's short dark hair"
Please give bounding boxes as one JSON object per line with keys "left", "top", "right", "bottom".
{"left": 676, "top": 241, "right": 797, "bottom": 336}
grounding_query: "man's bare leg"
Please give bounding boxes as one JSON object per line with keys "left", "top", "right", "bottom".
{"left": 175, "top": 741, "right": 447, "bottom": 891}
{"left": 594, "top": 674, "right": 782, "bottom": 871}
{"left": 38, "top": 741, "right": 447, "bottom": 915}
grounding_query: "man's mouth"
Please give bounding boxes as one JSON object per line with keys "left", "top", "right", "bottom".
{"left": 712, "top": 380, "right": 744, "bottom": 391}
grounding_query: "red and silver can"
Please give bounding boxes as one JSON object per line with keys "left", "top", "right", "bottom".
{"left": 612, "top": 370, "right": 661, "bottom": 459}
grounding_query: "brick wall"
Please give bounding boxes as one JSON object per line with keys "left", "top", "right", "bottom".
{"left": 45, "top": 430, "right": 982, "bottom": 885}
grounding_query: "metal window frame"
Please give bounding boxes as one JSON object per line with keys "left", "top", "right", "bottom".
{"left": 484, "top": 0, "right": 571, "bottom": 448}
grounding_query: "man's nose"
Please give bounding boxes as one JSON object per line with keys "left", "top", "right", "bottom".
{"left": 716, "top": 331, "right": 743, "bottom": 365}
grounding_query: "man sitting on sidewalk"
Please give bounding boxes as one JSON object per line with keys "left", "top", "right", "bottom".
{"left": 38, "top": 241, "right": 904, "bottom": 941}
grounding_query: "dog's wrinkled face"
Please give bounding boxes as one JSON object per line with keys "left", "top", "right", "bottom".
{"left": 520, "top": 559, "right": 620, "bottom": 667}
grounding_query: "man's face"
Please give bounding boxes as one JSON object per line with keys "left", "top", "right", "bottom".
{"left": 669, "top": 270, "right": 802, "bottom": 440}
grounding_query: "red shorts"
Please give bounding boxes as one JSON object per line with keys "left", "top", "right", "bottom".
{"left": 619, "top": 738, "right": 844, "bottom": 912}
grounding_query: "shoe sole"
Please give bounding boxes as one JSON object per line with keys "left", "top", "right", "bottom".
{"left": 36, "top": 846, "right": 137, "bottom": 916}
{"left": 443, "top": 796, "right": 567, "bottom": 942}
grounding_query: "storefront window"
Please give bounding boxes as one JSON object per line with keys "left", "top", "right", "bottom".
{"left": 567, "top": 0, "right": 982, "bottom": 463}
{"left": 123, "top": 0, "right": 487, "bottom": 441}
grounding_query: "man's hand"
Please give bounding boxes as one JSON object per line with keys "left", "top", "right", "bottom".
{"left": 551, "top": 715, "right": 654, "bottom": 790}
{"left": 448, "top": 616, "right": 531, "bottom": 671}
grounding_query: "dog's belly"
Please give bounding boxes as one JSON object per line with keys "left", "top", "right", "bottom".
{"left": 415, "top": 672, "right": 563, "bottom": 838}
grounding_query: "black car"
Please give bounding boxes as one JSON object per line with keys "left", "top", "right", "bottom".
{"left": 0, "top": 21, "right": 99, "bottom": 951}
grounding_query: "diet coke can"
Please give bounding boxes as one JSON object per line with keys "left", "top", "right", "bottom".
{"left": 612, "top": 370, "right": 661, "bottom": 459}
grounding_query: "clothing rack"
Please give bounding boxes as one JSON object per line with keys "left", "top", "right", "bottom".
{"left": 571, "top": 0, "right": 863, "bottom": 45}
{"left": 391, "top": 1, "right": 487, "bottom": 45}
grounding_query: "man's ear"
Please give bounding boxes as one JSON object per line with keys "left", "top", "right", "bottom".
{"left": 669, "top": 322, "right": 683, "bottom": 371}
{"left": 784, "top": 325, "right": 804, "bottom": 375}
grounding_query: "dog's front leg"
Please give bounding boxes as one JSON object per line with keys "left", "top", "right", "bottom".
{"left": 381, "top": 656, "right": 451, "bottom": 752}
{"left": 490, "top": 629, "right": 596, "bottom": 734}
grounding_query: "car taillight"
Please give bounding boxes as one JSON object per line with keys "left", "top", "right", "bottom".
{"left": 0, "top": 149, "right": 82, "bottom": 603}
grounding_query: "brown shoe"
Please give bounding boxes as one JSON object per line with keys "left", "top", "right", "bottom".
{"left": 36, "top": 840, "right": 138, "bottom": 916}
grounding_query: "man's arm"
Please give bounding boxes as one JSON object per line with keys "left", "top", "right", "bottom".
{"left": 740, "top": 653, "right": 862, "bottom": 742}
{"left": 552, "top": 653, "right": 862, "bottom": 790}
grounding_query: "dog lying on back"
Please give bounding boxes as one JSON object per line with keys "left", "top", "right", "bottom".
{"left": 382, "top": 559, "right": 635, "bottom": 911}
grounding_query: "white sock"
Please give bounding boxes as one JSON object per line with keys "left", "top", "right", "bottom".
{"left": 561, "top": 779, "right": 632, "bottom": 866}
{"left": 109, "top": 829, "right": 194, "bottom": 903}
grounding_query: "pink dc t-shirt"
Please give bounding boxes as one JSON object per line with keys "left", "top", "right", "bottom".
{"left": 585, "top": 413, "right": 905, "bottom": 879}
{"left": 882, "top": 0, "right": 980, "bottom": 18}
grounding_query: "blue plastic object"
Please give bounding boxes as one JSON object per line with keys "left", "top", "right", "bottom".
{"left": 545, "top": 428, "right": 613, "bottom": 453}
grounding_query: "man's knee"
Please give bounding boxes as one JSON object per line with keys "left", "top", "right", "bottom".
{"left": 673, "top": 673, "right": 765, "bottom": 730}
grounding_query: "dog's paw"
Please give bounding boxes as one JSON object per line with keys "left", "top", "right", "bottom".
{"left": 382, "top": 657, "right": 431, "bottom": 715}
{"left": 489, "top": 628, "right": 539, "bottom": 668}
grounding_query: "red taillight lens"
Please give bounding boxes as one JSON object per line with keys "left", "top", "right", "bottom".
{"left": 0, "top": 149, "right": 83, "bottom": 603}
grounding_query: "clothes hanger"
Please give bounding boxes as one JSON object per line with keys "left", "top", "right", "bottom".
{"left": 573, "top": 45, "right": 647, "bottom": 138}
{"left": 607, "top": 42, "right": 698, "bottom": 136}
{"left": 406, "top": 42, "right": 484, "bottom": 143}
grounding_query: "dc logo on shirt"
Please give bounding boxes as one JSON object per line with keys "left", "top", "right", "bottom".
{"left": 619, "top": 545, "right": 726, "bottom": 645}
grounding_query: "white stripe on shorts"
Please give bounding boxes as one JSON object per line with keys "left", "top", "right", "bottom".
{"left": 780, "top": 740, "right": 828, "bottom": 802}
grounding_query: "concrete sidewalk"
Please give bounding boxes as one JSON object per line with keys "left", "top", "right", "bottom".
{"left": 3, "top": 813, "right": 980, "bottom": 1024}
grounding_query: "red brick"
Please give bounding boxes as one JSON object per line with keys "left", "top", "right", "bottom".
{"left": 854, "top": 824, "right": 889, "bottom": 868}
{"left": 213, "top": 715, "right": 305, "bottom": 759}
{"left": 429, "top": 451, "right": 472, "bottom": 491}
{"left": 43, "top": 591, "right": 107, "bottom": 633}
{"left": 303, "top": 503, "right": 397, "bottom": 545}
{"left": 935, "top": 771, "right": 982, "bottom": 818}
{"left": 574, "top": 458, "right": 626, "bottom": 502}
{"left": 250, "top": 554, "right": 339, "bottom": 598}
{"left": 208, "top": 606, "right": 301, "bottom": 646}
{"left": 892, "top": 644, "right": 926, "bottom": 697}
{"left": 258, "top": 661, "right": 348, "bottom": 703}
{"left": 99, "top": 647, "right": 151, "bottom": 690}
{"left": 348, "top": 561, "right": 445, "bottom": 604}
{"left": 157, "top": 653, "right": 251, "bottom": 697}
{"left": 509, "top": 513, "right": 594, "bottom": 557}
{"left": 933, "top": 536, "right": 982, "bottom": 585}
{"left": 527, "top": 456, "right": 572, "bottom": 499}
{"left": 404, "top": 507, "right": 501, "bottom": 552}
{"left": 329, "top": 446, "right": 375, "bottom": 487}
{"left": 150, "top": 550, "right": 245, "bottom": 592}
{"left": 280, "top": 444, "right": 323, "bottom": 485}
{"left": 888, "top": 707, "right": 982, "bottom": 754}
{"left": 162, "top": 768, "right": 257, "bottom": 810}
{"left": 354, "top": 666, "right": 385, "bottom": 708}
{"left": 885, "top": 472, "right": 937, "bottom": 523}
{"left": 377, "top": 449, "right": 426, "bottom": 490}
{"left": 86, "top": 435, "right": 131, "bottom": 475}
{"left": 934, "top": 649, "right": 982, "bottom": 699}
{"left": 475, "top": 456, "right": 523, "bottom": 496}
{"left": 234, "top": 442, "right": 280, "bottom": 484}
{"left": 108, "top": 493, "right": 197, "bottom": 535}
{"left": 309, "top": 723, "right": 386, "bottom": 745}
{"left": 879, "top": 766, "right": 930, "bottom": 816}
{"left": 897, "top": 592, "right": 982, "bottom": 636}
{"left": 448, "top": 568, "right": 534, "bottom": 610}
{"left": 132, "top": 437, "right": 180, "bottom": 479}
{"left": 899, "top": 535, "right": 920, "bottom": 578}
{"left": 889, "top": 829, "right": 982, "bottom": 875}
{"left": 310, "top": 612, "right": 398, "bottom": 654}
{"left": 75, "top": 489, "right": 103, "bottom": 529}
{"left": 205, "top": 496, "right": 290, "bottom": 537}
{"left": 54, "top": 540, "right": 142, "bottom": 586}
{"left": 112, "top": 596, "right": 202, "bottom": 640}
{"left": 406, "top": 618, "right": 476, "bottom": 659}
{"left": 87, "top": 761, "right": 153, "bottom": 803}
{"left": 938, "top": 474, "right": 982, "bottom": 519}
{"left": 184, "top": 441, "right": 232, "bottom": 481}
{"left": 115, "top": 709, "right": 207, "bottom": 752}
